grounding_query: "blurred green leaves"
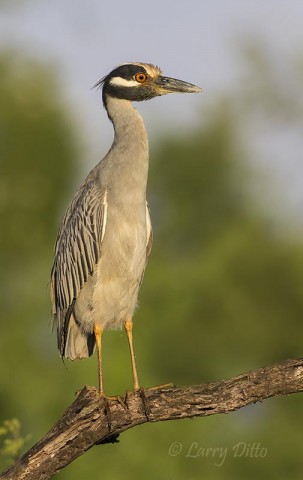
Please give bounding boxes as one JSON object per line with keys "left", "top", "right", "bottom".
{"left": 0, "top": 53, "right": 77, "bottom": 260}
{"left": 0, "top": 52, "right": 80, "bottom": 460}
{"left": 0, "top": 419, "right": 31, "bottom": 467}
{"left": 0, "top": 47, "right": 302, "bottom": 479}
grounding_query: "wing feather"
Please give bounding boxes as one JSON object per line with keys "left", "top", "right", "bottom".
{"left": 50, "top": 181, "right": 108, "bottom": 349}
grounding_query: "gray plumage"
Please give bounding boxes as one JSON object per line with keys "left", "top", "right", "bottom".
{"left": 51, "top": 96, "right": 152, "bottom": 359}
{"left": 50, "top": 62, "right": 201, "bottom": 386}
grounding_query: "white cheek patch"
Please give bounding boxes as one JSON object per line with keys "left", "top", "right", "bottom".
{"left": 109, "top": 77, "right": 139, "bottom": 87}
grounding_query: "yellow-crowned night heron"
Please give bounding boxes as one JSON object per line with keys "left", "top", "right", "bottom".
{"left": 50, "top": 62, "right": 201, "bottom": 397}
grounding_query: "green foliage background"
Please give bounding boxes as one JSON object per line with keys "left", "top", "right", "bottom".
{"left": 0, "top": 48, "right": 302, "bottom": 479}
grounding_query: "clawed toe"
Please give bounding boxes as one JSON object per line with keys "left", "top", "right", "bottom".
{"left": 99, "top": 395, "right": 112, "bottom": 430}
{"left": 137, "top": 387, "right": 151, "bottom": 419}
{"left": 107, "top": 394, "right": 128, "bottom": 411}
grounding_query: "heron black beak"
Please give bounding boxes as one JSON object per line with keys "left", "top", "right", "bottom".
{"left": 155, "top": 76, "right": 202, "bottom": 95}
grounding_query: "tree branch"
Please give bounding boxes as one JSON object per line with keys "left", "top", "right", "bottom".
{"left": 1, "top": 358, "right": 302, "bottom": 480}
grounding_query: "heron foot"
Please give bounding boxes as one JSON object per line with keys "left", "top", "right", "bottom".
{"left": 122, "top": 384, "right": 175, "bottom": 420}
{"left": 138, "top": 387, "right": 151, "bottom": 420}
{"left": 99, "top": 394, "right": 129, "bottom": 430}
{"left": 99, "top": 395, "right": 112, "bottom": 431}
{"left": 107, "top": 395, "right": 128, "bottom": 411}
{"left": 122, "top": 388, "right": 150, "bottom": 419}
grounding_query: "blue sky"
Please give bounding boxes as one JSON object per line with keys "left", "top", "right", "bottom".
{"left": 1, "top": 1, "right": 302, "bottom": 128}
{"left": 1, "top": 0, "right": 303, "bottom": 225}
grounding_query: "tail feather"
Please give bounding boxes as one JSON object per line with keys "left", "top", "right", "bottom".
{"left": 63, "top": 314, "right": 95, "bottom": 360}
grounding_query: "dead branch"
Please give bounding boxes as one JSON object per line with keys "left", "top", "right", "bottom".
{"left": 1, "top": 358, "right": 302, "bottom": 480}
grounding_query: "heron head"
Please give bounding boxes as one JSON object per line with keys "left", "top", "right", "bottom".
{"left": 94, "top": 62, "right": 202, "bottom": 105}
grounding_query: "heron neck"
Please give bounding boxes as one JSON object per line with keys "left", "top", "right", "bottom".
{"left": 105, "top": 95, "right": 148, "bottom": 152}
{"left": 103, "top": 95, "right": 149, "bottom": 203}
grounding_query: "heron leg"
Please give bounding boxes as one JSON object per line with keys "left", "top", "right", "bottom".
{"left": 94, "top": 324, "right": 113, "bottom": 429}
{"left": 125, "top": 317, "right": 140, "bottom": 391}
{"left": 94, "top": 324, "right": 104, "bottom": 396}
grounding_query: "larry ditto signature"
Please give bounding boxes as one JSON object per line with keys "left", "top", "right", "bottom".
{"left": 168, "top": 441, "right": 267, "bottom": 467}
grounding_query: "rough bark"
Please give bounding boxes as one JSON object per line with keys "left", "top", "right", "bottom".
{"left": 1, "top": 358, "right": 302, "bottom": 480}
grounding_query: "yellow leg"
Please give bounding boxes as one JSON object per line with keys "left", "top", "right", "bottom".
{"left": 125, "top": 317, "right": 140, "bottom": 391}
{"left": 94, "top": 324, "right": 104, "bottom": 397}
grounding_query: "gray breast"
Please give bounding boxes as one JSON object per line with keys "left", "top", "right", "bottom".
{"left": 73, "top": 196, "right": 149, "bottom": 331}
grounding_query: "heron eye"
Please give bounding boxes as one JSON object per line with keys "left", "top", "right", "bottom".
{"left": 135, "top": 73, "right": 148, "bottom": 83}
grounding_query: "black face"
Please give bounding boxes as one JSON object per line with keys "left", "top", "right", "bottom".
{"left": 105, "top": 64, "right": 146, "bottom": 82}
{"left": 94, "top": 63, "right": 202, "bottom": 107}
{"left": 96, "top": 64, "right": 158, "bottom": 105}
